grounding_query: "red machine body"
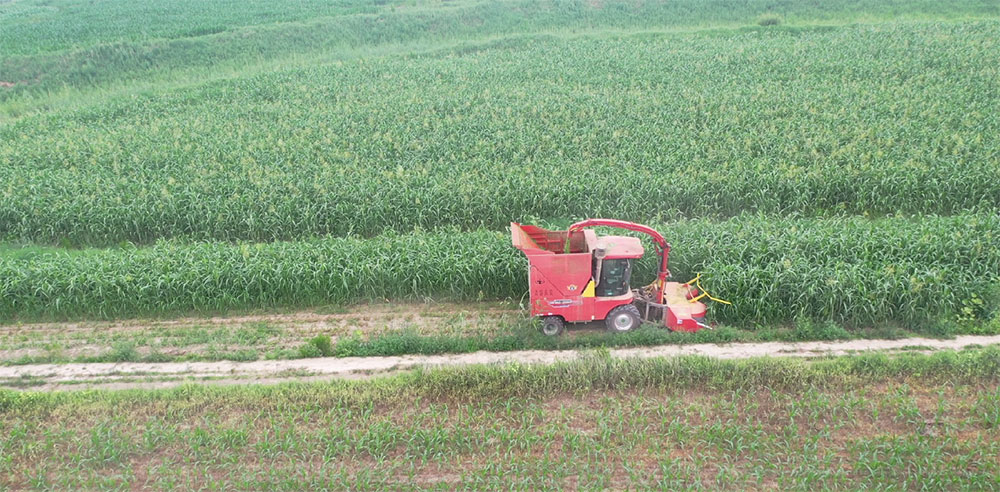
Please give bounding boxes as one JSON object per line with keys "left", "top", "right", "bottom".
{"left": 511, "top": 219, "right": 710, "bottom": 333}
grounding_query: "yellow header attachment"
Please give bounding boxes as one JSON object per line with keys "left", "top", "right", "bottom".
{"left": 684, "top": 274, "right": 732, "bottom": 305}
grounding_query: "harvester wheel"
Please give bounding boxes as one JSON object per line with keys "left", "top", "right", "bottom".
{"left": 540, "top": 316, "right": 565, "bottom": 336}
{"left": 606, "top": 304, "right": 641, "bottom": 333}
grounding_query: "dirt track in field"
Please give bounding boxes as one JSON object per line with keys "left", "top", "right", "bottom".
{"left": 1, "top": 301, "right": 519, "bottom": 335}
{"left": 4, "top": 334, "right": 1000, "bottom": 392}
{"left": 0, "top": 302, "right": 522, "bottom": 363}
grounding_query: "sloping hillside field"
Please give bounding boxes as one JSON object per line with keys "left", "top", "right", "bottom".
{"left": 1, "top": 8, "right": 999, "bottom": 332}
{"left": 3, "top": 0, "right": 1000, "bottom": 488}
{"left": 1, "top": 10, "right": 998, "bottom": 330}
{"left": 4, "top": 23, "right": 1000, "bottom": 242}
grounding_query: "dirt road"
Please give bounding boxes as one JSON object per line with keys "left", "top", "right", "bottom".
{"left": 0, "top": 302, "right": 521, "bottom": 363}
{"left": 4, "top": 334, "right": 999, "bottom": 391}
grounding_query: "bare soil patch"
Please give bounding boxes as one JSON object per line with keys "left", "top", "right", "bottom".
{"left": 0, "top": 301, "right": 520, "bottom": 362}
{"left": 3, "top": 334, "right": 999, "bottom": 392}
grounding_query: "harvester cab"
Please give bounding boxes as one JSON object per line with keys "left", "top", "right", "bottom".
{"left": 511, "top": 219, "right": 727, "bottom": 336}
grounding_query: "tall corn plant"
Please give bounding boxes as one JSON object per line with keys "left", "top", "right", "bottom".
{"left": 1, "top": 214, "right": 997, "bottom": 324}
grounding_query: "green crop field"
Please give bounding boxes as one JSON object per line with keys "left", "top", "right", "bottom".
{"left": 4, "top": 1, "right": 1000, "bottom": 487}
{"left": 3, "top": 215, "right": 999, "bottom": 327}
{"left": 5, "top": 22, "right": 1000, "bottom": 243}
{"left": 3, "top": 350, "right": 1000, "bottom": 489}
{"left": 2, "top": 1, "right": 1000, "bottom": 334}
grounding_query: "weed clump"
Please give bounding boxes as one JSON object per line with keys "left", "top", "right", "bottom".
{"left": 300, "top": 334, "right": 334, "bottom": 358}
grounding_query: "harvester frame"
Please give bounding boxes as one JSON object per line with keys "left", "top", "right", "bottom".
{"left": 511, "top": 219, "right": 714, "bottom": 335}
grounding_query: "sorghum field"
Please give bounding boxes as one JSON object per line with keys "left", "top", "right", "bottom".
{"left": 2, "top": 0, "right": 1000, "bottom": 488}
{"left": 2, "top": 0, "right": 999, "bottom": 333}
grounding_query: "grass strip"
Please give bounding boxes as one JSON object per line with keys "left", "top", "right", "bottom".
{"left": 4, "top": 346, "right": 1000, "bottom": 409}
{"left": 2, "top": 349, "right": 1000, "bottom": 489}
{"left": 3, "top": 315, "right": 998, "bottom": 365}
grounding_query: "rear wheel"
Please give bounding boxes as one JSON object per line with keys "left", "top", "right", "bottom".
{"left": 540, "top": 316, "right": 565, "bottom": 336}
{"left": 606, "top": 304, "right": 641, "bottom": 333}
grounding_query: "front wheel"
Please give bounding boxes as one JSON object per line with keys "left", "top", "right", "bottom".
{"left": 606, "top": 304, "right": 641, "bottom": 333}
{"left": 540, "top": 316, "right": 565, "bottom": 336}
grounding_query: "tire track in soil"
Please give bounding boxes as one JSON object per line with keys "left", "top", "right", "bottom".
{"left": 4, "top": 334, "right": 1000, "bottom": 392}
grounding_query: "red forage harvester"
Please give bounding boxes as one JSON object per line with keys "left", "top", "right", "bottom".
{"left": 511, "top": 219, "right": 729, "bottom": 336}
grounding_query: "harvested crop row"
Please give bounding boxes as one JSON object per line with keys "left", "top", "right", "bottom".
{"left": 3, "top": 22, "right": 999, "bottom": 245}
{"left": 1, "top": 214, "right": 996, "bottom": 325}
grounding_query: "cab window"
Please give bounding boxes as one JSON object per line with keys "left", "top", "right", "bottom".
{"left": 595, "top": 259, "right": 631, "bottom": 297}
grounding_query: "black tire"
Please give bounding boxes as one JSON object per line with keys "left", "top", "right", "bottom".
{"left": 540, "top": 316, "right": 565, "bottom": 337}
{"left": 606, "top": 304, "right": 641, "bottom": 333}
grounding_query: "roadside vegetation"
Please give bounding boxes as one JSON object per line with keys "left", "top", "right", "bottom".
{"left": 2, "top": 304, "right": 998, "bottom": 365}
{"left": 2, "top": 349, "right": 1000, "bottom": 489}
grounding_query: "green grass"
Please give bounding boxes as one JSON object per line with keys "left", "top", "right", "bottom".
{"left": 2, "top": 349, "right": 1000, "bottom": 489}
{"left": 2, "top": 311, "right": 997, "bottom": 365}
{"left": 328, "top": 320, "right": 1000, "bottom": 358}
{"left": 0, "top": 302, "right": 527, "bottom": 364}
